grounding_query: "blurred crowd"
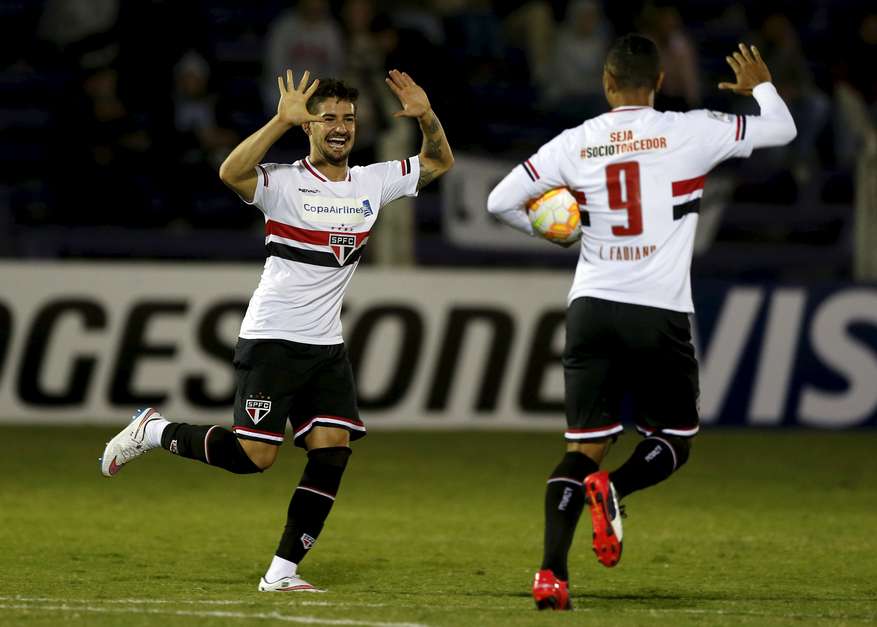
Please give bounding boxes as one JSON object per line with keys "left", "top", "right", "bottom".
{"left": 2, "top": 0, "right": 875, "bottom": 244}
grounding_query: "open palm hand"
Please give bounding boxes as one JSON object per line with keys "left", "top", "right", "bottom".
{"left": 385, "top": 70, "right": 431, "bottom": 118}
{"left": 277, "top": 69, "right": 325, "bottom": 126}
{"left": 718, "top": 43, "right": 772, "bottom": 96}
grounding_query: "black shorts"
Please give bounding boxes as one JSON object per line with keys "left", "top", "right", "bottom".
{"left": 563, "top": 297, "right": 700, "bottom": 442}
{"left": 231, "top": 338, "right": 365, "bottom": 448}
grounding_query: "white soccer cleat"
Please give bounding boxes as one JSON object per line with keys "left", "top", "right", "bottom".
{"left": 100, "top": 408, "right": 163, "bottom": 477}
{"left": 258, "top": 574, "right": 325, "bottom": 592}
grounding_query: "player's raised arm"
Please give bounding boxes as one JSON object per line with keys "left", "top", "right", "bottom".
{"left": 219, "top": 70, "right": 324, "bottom": 203}
{"left": 718, "top": 43, "right": 797, "bottom": 148}
{"left": 385, "top": 70, "right": 454, "bottom": 190}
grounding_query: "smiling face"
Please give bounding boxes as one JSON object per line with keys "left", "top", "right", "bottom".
{"left": 305, "top": 98, "right": 356, "bottom": 166}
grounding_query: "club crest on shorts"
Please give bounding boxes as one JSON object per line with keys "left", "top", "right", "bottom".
{"left": 245, "top": 396, "right": 272, "bottom": 424}
{"left": 329, "top": 233, "right": 360, "bottom": 265}
{"left": 301, "top": 533, "right": 316, "bottom": 549}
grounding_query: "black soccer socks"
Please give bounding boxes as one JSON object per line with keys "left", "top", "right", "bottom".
{"left": 610, "top": 435, "right": 691, "bottom": 500}
{"left": 161, "top": 423, "right": 262, "bottom": 474}
{"left": 276, "top": 446, "right": 352, "bottom": 564}
{"left": 541, "top": 451, "right": 599, "bottom": 581}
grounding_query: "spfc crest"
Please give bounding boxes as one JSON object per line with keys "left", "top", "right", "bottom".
{"left": 245, "top": 398, "right": 272, "bottom": 424}
{"left": 329, "top": 233, "right": 359, "bottom": 265}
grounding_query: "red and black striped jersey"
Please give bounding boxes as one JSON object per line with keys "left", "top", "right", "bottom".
{"left": 238, "top": 155, "right": 419, "bottom": 344}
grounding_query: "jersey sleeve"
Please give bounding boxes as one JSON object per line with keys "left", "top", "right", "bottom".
{"left": 486, "top": 130, "right": 576, "bottom": 235}
{"left": 374, "top": 156, "right": 421, "bottom": 206}
{"left": 682, "top": 83, "right": 796, "bottom": 170}
{"left": 519, "top": 129, "right": 574, "bottom": 192}
{"left": 745, "top": 82, "right": 797, "bottom": 149}
{"left": 682, "top": 109, "right": 754, "bottom": 169}
{"left": 245, "top": 163, "right": 288, "bottom": 217}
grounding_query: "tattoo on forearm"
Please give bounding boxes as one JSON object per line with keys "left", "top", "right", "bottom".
{"left": 418, "top": 165, "right": 438, "bottom": 190}
{"left": 421, "top": 113, "right": 444, "bottom": 160}
{"left": 417, "top": 111, "right": 451, "bottom": 189}
{"left": 424, "top": 137, "right": 442, "bottom": 160}
{"left": 424, "top": 115, "right": 440, "bottom": 135}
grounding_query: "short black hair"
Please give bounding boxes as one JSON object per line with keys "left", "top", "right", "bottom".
{"left": 306, "top": 78, "right": 359, "bottom": 113}
{"left": 604, "top": 34, "right": 661, "bottom": 90}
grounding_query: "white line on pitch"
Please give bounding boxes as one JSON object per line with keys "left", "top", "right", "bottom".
{"left": 0, "top": 603, "right": 430, "bottom": 627}
{"left": 3, "top": 596, "right": 391, "bottom": 609}
{"left": 3, "top": 596, "right": 250, "bottom": 606}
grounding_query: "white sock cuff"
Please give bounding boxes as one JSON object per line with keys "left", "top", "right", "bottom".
{"left": 265, "top": 555, "right": 297, "bottom": 582}
{"left": 144, "top": 416, "right": 170, "bottom": 449}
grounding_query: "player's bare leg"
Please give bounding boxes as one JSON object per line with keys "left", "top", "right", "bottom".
{"left": 239, "top": 438, "right": 279, "bottom": 469}
{"left": 260, "top": 426, "right": 352, "bottom": 592}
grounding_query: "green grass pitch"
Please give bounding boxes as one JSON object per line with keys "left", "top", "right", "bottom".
{"left": 1, "top": 426, "right": 875, "bottom": 626}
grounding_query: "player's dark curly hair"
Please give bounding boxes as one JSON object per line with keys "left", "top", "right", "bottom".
{"left": 306, "top": 78, "right": 359, "bottom": 113}
{"left": 605, "top": 34, "right": 661, "bottom": 90}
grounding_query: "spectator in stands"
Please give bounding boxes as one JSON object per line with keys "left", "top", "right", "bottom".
{"left": 338, "top": 1, "right": 419, "bottom": 265}
{"left": 263, "top": 0, "right": 346, "bottom": 113}
{"left": 541, "top": 0, "right": 611, "bottom": 122}
{"left": 340, "top": 0, "right": 391, "bottom": 164}
{"left": 496, "top": 0, "right": 556, "bottom": 85}
{"left": 851, "top": 12, "right": 877, "bottom": 119}
{"left": 172, "top": 51, "right": 241, "bottom": 227}
{"left": 54, "top": 67, "right": 155, "bottom": 225}
{"left": 834, "top": 10, "right": 877, "bottom": 118}
{"left": 441, "top": 0, "right": 504, "bottom": 69}
{"left": 173, "top": 51, "right": 237, "bottom": 171}
{"left": 832, "top": 10, "right": 877, "bottom": 171}
{"left": 391, "top": 0, "right": 446, "bottom": 48}
{"left": 641, "top": 5, "right": 701, "bottom": 110}
{"left": 754, "top": 13, "right": 830, "bottom": 180}
{"left": 37, "top": 0, "right": 119, "bottom": 70}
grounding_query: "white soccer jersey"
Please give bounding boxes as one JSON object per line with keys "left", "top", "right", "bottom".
{"left": 488, "top": 83, "right": 795, "bottom": 313}
{"left": 238, "top": 155, "right": 420, "bottom": 344}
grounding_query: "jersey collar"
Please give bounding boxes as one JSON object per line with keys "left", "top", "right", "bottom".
{"left": 608, "top": 106, "right": 650, "bottom": 113}
{"left": 302, "top": 157, "right": 351, "bottom": 182}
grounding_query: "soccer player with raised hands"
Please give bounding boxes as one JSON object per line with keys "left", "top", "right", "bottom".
{"left": 100, "top": 68, "right": 452, "bottom": 592}
{"left": 488, "top": 37, "right": 795, "bottom": 610}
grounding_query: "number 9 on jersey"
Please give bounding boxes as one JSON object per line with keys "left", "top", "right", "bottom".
{"left": 526, "top": 187, "right": 582, "bottom": 245}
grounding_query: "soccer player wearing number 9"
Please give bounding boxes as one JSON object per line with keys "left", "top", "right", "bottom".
{"left": 487, "top": 35, "right": 796, "bottom": 610}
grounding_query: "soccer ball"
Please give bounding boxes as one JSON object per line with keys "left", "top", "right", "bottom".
{"left": 526, "top": 187, "right": 582, "bottom": 245}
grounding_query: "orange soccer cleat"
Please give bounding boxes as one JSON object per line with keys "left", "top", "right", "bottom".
{"left": 584, "top": 471, "right": 624, "bottom": 567}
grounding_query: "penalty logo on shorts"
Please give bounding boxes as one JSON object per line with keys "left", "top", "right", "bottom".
{"left": 245, "top": 396, "right": 272, "bottom": 424}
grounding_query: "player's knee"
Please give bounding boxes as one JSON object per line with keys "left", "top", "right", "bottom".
{"left": 566, "top": 438, "right": 611, "bottom": 464}
{"left": 304, "top": 426, "right": 350, "bottom": 450}
{"left": 239, "top": 438, "right": 279, "bottom": 470}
